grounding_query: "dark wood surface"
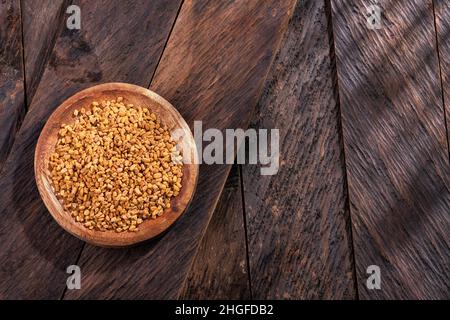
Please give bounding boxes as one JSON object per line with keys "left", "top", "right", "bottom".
{"left": 241, "top": 0, "right": 355, "bottom": 299}
{"left": 331, "top": 0, "right": 450, "bottom": 299}
{"left": 21, "top": 0, "right": 69, "bottom": 104}
{"left": 0, "top": 0, "right": 25, "bottom": 168}
{"left": 0, "top": 0, "right": 449, "bottom": 299}
{"left": 181, "top": 165, "right": 251, "bottom": 299}
{"left": 0, "top": 0, "right": 182, "bottom": 299}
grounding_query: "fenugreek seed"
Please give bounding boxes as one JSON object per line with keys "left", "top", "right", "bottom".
{"left": 153, "top": 172, "right": 162, "bottom": 179}
{"left": 48, "top": 97, "right": 183, "bottom": 233}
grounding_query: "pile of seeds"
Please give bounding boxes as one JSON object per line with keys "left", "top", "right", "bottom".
{"left": 48, "top": 97, "right": 183, "bottom": 232}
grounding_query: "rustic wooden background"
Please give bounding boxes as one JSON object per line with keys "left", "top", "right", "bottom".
{"left": 0, "top": 0, "right": 448, "bottom": 299}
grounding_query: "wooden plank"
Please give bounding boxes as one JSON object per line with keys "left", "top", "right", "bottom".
{"left": 0, "top": 0, "right": 25, "bottom": 168}
{"left": 0, "top": 1, "right": 68, "bottom": 171}
{"left": 0, "top": 0, "right": 182, "bottom": 299}
{"left": 65, "top": 0, "right": 296, "bottom": 299}
{"left": 242, "top": 0, "right": 356, "bottom": 299}
{"left": 331, "top": 0, "right": 450, "bottom": 299}
{"left": 22, "top": 0, "right": 70, "bottom": 104}
{"left": 181, "top": 165, "right": 251, "bottom": 299}
{"left": 434, "top": 0, "right": 450, "bottom": 146}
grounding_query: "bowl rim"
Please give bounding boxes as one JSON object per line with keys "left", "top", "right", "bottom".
{"left": 34, "top": 82, "right": 199, "bottom": 247}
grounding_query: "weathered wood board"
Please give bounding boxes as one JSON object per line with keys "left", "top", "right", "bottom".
{"left": 181, "top": 165, "right": 251, "bottom": 299}
{"left": 331, "top": 0, "right": 450, "bottom": 299}
{"left": 22, "top": 0, "right": 70, "bottom": 104}
{"left": 242, "top": 0, "right": 356, "bottom": 299}
{"left": 0, "top": 0, "right": 25, "bottom": 168}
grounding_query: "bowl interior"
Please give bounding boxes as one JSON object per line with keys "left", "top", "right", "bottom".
{"left": 35, "top": 83, "right": 198, "bottom": 247}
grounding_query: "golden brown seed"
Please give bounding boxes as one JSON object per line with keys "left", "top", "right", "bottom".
{"left": 48, "top": 98, "right": 183, "bottom": 233}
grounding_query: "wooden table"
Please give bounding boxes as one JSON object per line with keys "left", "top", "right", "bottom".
{"left": 0, "top": 0, "right": 448, "bottom": 300}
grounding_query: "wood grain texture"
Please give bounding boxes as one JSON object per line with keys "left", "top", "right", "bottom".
{"left": 22, "top": 0, "right": 70, "bottom": 103}
{"left": 181, "top": 165, "right": 251, "bottom": 299}
{"left": 0, "top": 0, "right": 182, "bottom": 299}
{"left": 331, "top": 0, "right": 450, "bottom": 299}
{"left": 242, "top": 0, "right": 355, "bottom": 299}
{"left": 0, "top": 0, "right": 68, "bottom": 171}
{"left": 65, "top": 0, "right": 296, "bottom": 299}
{"left": 0, "top": 0, "right": 25, "bottom": 168}
{"left": 434, "top": 0, "right": 450, "bottom": 147}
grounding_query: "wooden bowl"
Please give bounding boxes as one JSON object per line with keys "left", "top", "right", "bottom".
{"left": 35, "top": 83, "right": 199, "bottom": 247}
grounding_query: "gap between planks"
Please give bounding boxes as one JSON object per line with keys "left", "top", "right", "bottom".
{"left": 239, "top": 164, "right": 254, "bottom": 299}
{"left": 324, "top": 0, "right": 359, "bottom": 299}
{"left": 431, "top": 0, "right": 450, "bottom": 160}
